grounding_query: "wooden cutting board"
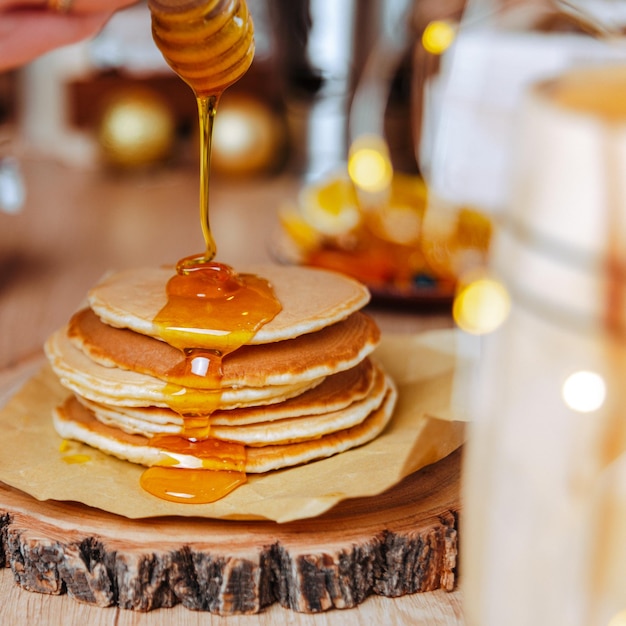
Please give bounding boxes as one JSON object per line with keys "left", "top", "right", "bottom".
{"left": 0, "top": 448, "right": 461, "bottom": 615}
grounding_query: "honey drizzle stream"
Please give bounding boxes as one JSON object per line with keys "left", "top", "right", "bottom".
{"left": 143, "top": 258, "right": 282, "bottom": 503}
{"left": 198, "top": 93, "right": 219, "bottom": 262}
{"left": 143, "top": 0, "right": 272, "bottom": 504}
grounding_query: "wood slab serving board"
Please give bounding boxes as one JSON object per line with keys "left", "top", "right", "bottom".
{"left": 0, "top": 448, "right": 461, "bottom": 615}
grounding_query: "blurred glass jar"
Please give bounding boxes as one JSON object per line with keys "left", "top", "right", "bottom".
{"left": 413, "top": 0, "right": 626, "bottom": 282}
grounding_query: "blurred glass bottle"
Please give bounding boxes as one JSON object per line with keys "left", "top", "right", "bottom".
{"left": 267, "top": 0, "right": 416, "bottom": 181}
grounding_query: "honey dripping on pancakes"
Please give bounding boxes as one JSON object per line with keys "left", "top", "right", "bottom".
{"left": 143, "top": 0, "right": 280, "bottom": 504}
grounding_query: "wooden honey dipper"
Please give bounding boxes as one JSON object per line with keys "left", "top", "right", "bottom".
{"left": 148, "top": 0, "right": 255, "bottom": 97}
{"left": 148, "top": 0, "right": 255, "bottom": 262}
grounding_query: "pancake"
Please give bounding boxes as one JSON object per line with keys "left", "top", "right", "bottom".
{"left": 45, "top": 261, "right": 399, "bottom": 501}
{"left": 53, "top": 379, "right": 397, "bottom": 473}
{"left": 75, "top": 358, "right": 378, "bottom": 433}
{"left": 45, "top": 329, "right": 323, "bottom": 413}
{"left": 79, "top": 360, "right": 388, "bottom": 445}
{"left": 88, "top": 264, "right": 371, "bottom": 346}
{"left": 211, "top": 357, "right": 376, "bottom": 424}
{"left": 68, "top": 307, "right": 380, "bottom": 389}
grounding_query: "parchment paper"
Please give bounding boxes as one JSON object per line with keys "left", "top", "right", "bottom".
{"left": 0, "top": 329, "right": 469, "bottom": 523}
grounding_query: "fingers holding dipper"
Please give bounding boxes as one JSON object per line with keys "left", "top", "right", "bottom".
{"left": 0, "top": 0, "right": 138, "bottom": 70}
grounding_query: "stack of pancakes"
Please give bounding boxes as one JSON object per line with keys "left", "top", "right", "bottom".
{"left": 45, "top": 264, "right": 397, "bottom": 474}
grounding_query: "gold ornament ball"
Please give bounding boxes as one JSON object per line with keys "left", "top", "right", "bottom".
{"left": 211, "top": 94, "right": 286, "bottom": 176}
{"left": 98, "top": 87, "right": 176, "bottom": 169}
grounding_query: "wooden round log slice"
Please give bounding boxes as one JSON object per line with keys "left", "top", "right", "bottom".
{"left": 0, "top": 448, "right": 461, "bottom": 615}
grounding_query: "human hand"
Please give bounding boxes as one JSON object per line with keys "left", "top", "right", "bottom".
{"left": 0, "top": 0, "right": 139, "bottom": 71}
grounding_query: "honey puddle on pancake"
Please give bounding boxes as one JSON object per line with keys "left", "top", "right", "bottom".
{"left": 143, "top": 256, "right": 281, "bottom": 503}
{"left": 143, "top": 0, "right": 271, "bottom": 503}
{"left": 140, "top": 466, "right": 246, "bottom": 504}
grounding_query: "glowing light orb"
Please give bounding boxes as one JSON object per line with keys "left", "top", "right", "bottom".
{"left": 348, "top": 135, "right": 393, "bottom": 194}
{"left": 562, "top": 370, "right": 607, "bottom": 413}
{"left": 422, "top": 20, "right": 456, "bottom": 55}
{"left": 298, "top": 174, "right": 361, "bottom": 236}
{"left": 213, "top": 109, "right": 253, "bottom": 156}
{"left": 212, "top": 96, "right": 285, "bottom": 176}
{"left": 453, "top": 277, "right": 511, "bottom": 335}
{"left": 98, "top": 88, "right": 175, "bottom": 168}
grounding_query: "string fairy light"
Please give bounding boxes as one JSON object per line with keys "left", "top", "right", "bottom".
{"left": 422, "top": 20, "right": 457, "bottom": 56}
{"left": 452, "top": 274, "right": 511, "bottom": 335}
{"left": 347, "top": 134, "right": 393, "bottom": 195}
{"left": 562, "top": 370, "right": 607, "bottom": 413}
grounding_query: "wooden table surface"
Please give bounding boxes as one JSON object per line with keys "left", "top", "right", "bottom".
{"left": 0, "top": 157, "right": 463, "bottom": 625}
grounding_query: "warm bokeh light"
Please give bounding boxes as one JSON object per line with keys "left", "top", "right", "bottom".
{"left": 562, "top": 370, "right": 607, "bottom": 413}
{"left": 279, "top": 206, "right": 321, "bottom": 251}
{"left": 608, "top": 610, "right": 626, "bottom": 626}
{"left": 98, "top": 89, "right": 175, "bottom": 168}
{"left": 213, "top": 108, "right": 253, "bottom": 156}
{"left": 348, "top": 135, "right": 393, "bottom": 194}
{"left": 212, "top": 96, "right": 284, "bottom": 176}
{"left": 298, "top": 174, "right": 361, "bottom": 236}
{"left": 453, "top": 276, "right": 511, "bottom": 335}
{"left": 377, "top": 204, "right": 422, "bottom": 245}
{"left": 422, "top": 20, "right": 457, "bottom": 55}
